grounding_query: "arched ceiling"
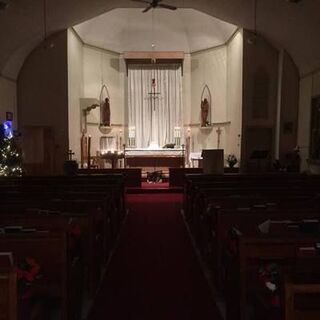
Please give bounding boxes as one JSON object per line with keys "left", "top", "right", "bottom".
{"left": 0, "top": 0, "right": 319, "bottom": 80}
{"left": 73, "top": 9, "right": 237, "bottom": 53}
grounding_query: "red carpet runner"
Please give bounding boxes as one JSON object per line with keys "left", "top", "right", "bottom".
{"left": 88, "top": 193, "right": 222, "bottom": 320}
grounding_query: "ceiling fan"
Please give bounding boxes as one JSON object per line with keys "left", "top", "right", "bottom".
{"left": 0, "top": 0, "right": 9, "bottom": 10}
{"left": 131, "top": 0, "right": 177, "bottom": 13}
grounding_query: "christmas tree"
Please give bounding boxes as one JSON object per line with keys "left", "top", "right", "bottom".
{"left": 0, "top": 121, "right": 23, "bottom": 176}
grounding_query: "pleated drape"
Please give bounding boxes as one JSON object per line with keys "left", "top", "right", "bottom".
{"left": 128, "top": 64, "right": 183, "bottom": 148}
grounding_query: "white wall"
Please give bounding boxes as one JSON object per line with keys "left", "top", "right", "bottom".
{"left": 190, "top": 46, "right": 228, "bottom": 153}
{"left": 183, "top": 54, "right": 192, "bottom": 127}
{"left": 83, "top": 45, "right": 124, "bottom": 157}
{"left": 18, "top": 30, "right": 69, "bottom": 175}
{"left": 0, "top": 77, "right": 17, "bottom": 128}
{"left": 226, "top": 30, "right": 243, "bottom": 160}
{"left": 298, "top": 71, "right": 320, "bottom": 171}
{"left": 68, "top": 29, "right": 84, "bottom": 161}
{"left": 67, "top": 31, "right": 244, "bottom": 164}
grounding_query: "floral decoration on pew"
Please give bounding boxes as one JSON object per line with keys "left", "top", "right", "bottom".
{"left": 14, "top": 257, "right": 42, "bottom": 300}
{"left": 258, "top": 262, "right": 281, "bottom": 307}
{"left": 68, "top": 223, "right": 82, "bottom": 260}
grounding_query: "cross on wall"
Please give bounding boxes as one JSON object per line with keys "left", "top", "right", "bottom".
{"left": 67, "top": 149, "right": 75, "bottom": 161}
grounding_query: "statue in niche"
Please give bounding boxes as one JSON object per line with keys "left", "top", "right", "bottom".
{"left": 101, "top": 97, "right": 111, "bottom": 127}
{"left": 201, "top": 98, "right": 210, "bottom": 127}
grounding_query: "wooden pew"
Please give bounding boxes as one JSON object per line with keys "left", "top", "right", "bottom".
{"left": 41, "top": 200, "right": 107, "bottom": 292}
{"left": 285, "top": 277, "right": 320, "bottom": 320}
{"left": 77, "top": 168, "right": 142, "bottom": 187}
{"left": 187, "top": 185, "right": 317, "bottom": 225}
{"left": 0, "top": 231, "right": 73, "bottom": 320}
{"left": 183, "top": 173, "right": 320, "bottom": 320}
{"left": 0, "top": 174, "right": 126, "bottom": 319}
{"left": 184, "top": 173, "right": 320, "bottom": 216}
{"left": 211, "top": 208, "right": 320, "bottom": 289}
{"left": 0, "top": 175, "right": 126, "bottom": 233}
{"left": 224, "top": 222, "right": 320, "bottom": 320}
{"left": 184, "top": 174, "right": 320, "bottom": 245}
{"left": 0, "top": 253, "right": 16, "bottom": 320}
{"left": 0, "top": 176, "right": 126, "bottom": 296}
{"left": 169, "top": 167, "right": 202, "bottom": 187}
{"left": 0, "top": 198, "right": 108, "bottom": 297}
{"left": 189, "top": 192, "right": 318, "bottom": 251}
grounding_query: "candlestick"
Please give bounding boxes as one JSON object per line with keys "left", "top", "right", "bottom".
{"left": 87, "top": 135, "right": 91, "bottom": 169}
{"left": 80, "top": 133, "right": 84, "bottom": 168}
{"left": 118, "top": 131, "right": 123, "bottom": 167}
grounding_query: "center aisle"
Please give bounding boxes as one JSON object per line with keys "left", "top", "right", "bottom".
{"left": 88, "top": 193, "right": 222, "bottom": 320}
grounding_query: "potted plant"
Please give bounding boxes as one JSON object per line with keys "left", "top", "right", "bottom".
{"left": 226, "top": 154, "right": 238, "bottom": 168}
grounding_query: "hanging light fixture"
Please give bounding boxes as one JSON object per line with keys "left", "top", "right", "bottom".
{"left": 247, "top": 0, "right": 258, "bottom": 45}
{"left": 151, "top": 8, "right": 157, "bottom": 63}
{"left": 0, "top": 0, "right": 9, "bottom": 10}
{"left": 42, "top": 0, "right": 54, "bottom": 49}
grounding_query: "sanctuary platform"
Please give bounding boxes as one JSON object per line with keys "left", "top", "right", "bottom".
{"left": 122, "top": 147, "right": 185, "bottom": 180}
{"left": 124, "top": 148, "right": 185, "bottom": 172}
{"left": 126, "top": 182, "right": 183, "bottom": 194}
{"left": 76, "top": 167, "right": 205, "bottom": 191}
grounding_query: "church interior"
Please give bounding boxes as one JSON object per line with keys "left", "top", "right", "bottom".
{"left": 1, "top": 0, "right": 320, "bottom": 319}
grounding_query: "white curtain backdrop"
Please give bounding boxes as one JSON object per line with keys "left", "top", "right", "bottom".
{"left": 128, "top": 64, "right": 183, "bottom": 148}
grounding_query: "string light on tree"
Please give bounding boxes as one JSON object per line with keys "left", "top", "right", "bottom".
{"left": 0, "top": 121, "right": 23, "bottom": 176}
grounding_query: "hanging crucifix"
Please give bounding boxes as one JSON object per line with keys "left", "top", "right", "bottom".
{"left": 148, "top": 78, "right": 161, "bottom": 111}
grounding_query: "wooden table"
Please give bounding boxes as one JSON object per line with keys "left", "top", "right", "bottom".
{"left": 100, "top": 152, "right": 124, "bottom": 169}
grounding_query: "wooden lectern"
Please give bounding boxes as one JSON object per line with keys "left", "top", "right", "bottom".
{"left": 201, "top": 149, "right": 224, "bottom": 174}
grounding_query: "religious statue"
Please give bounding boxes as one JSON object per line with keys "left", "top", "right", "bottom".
{"left": 201, "top": 98, "right": 210, "bottom": 127}
{"left": 101, "top": 97, "right": 111, "bottom": 127}
{"left": 80, "top": 131, "right": 87, "bottom": 168}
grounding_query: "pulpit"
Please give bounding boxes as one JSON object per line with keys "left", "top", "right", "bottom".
{"left": 201, "top": 149, "right": 224, "bottom": 174}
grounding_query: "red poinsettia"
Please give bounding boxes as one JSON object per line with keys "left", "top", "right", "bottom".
{"left": 70, "top": 224, "right": 81, "bottom": 237}
{"left": 258, "top": 263, "right": 281, "bottom": 308}
{"left": 14, "top": 257, "right": 42, "bottom": 300}
{"left": 68, "top": 223, "right": 82, "bottom": 257}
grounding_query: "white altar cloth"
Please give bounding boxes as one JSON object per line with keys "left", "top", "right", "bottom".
{"left": 125, "top": 148, "right": 184, "bottom": 156}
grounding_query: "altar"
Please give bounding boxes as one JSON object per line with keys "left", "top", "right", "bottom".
{"left": 124, "top": 148, "right": 185, "bottom": 171}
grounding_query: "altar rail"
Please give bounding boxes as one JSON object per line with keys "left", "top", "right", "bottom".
{"left": 77, "top": 168, "right": 142, "bottom": 187}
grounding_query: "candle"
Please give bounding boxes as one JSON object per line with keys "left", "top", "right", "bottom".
{"left": 87, "top": 135, "right": 91, "bottom": 169}
{"left": 119, "top": 129, "right": 123, "bottom": 151}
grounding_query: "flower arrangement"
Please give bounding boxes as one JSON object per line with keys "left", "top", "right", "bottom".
{"left": 14, "top": 257, "right": 42, "bottom": 300}
{"left": 258, "top": 263, "right": 281, "bottom": 308}
{"left": 69, "top": 223, "right": 82, "bottom": 260}
{"left": 226, "top": 154, "right": 238, "bottom": 168}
